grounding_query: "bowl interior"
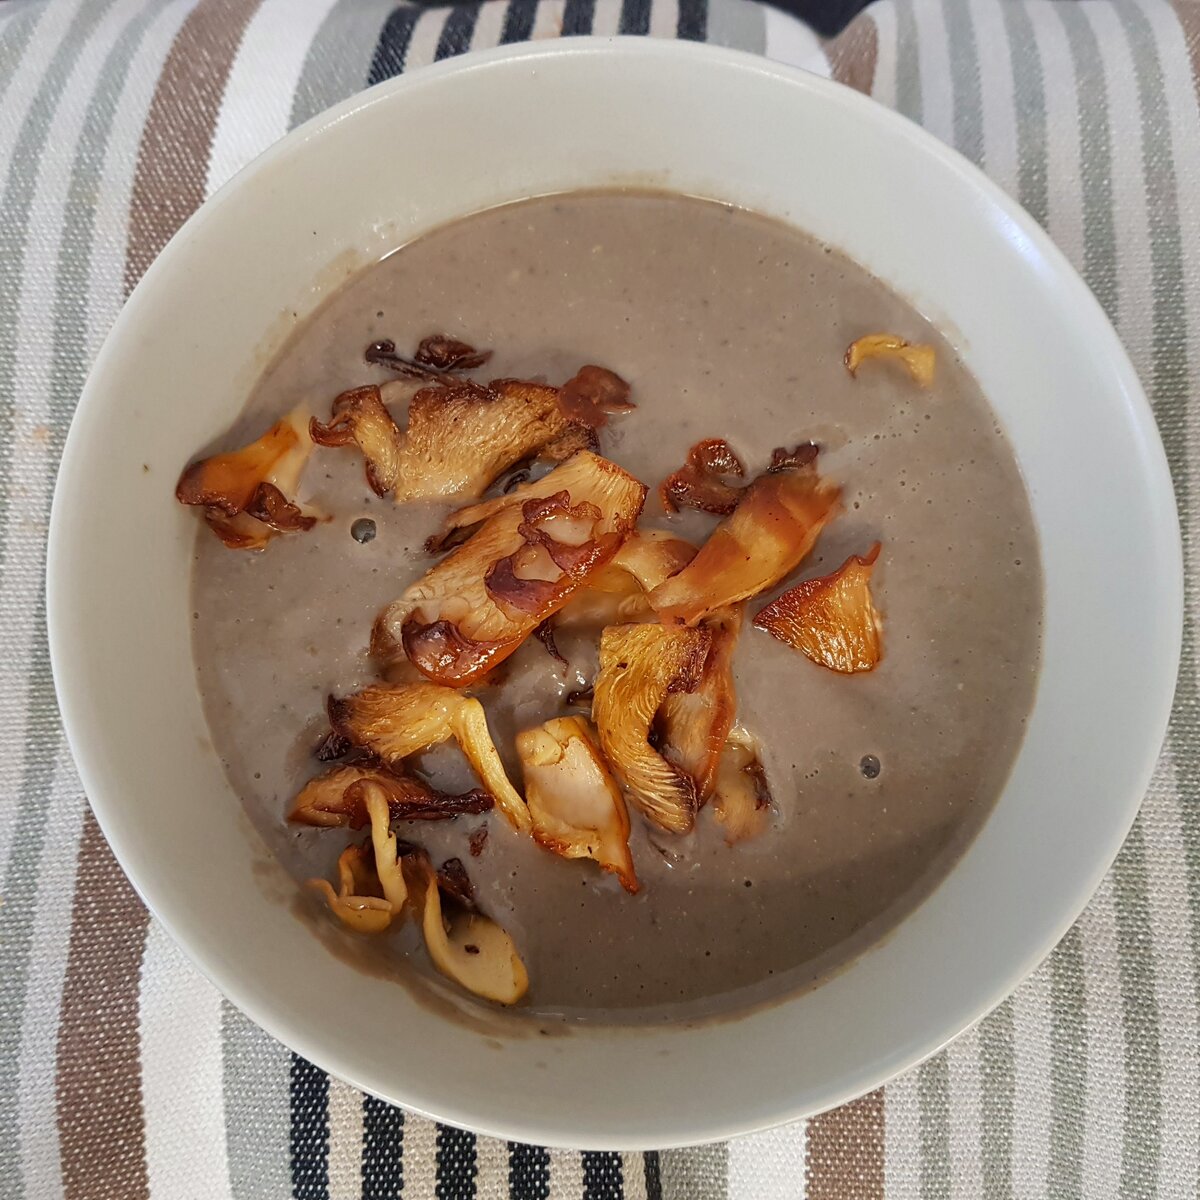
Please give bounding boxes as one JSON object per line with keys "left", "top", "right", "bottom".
{"left": 48, "top": 39, "right": 1180, "bottom": 1149}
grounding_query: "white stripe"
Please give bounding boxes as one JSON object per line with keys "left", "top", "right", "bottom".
{"left": 648, "top": 0, "right": 679, "bottom": 40}
{"left": 1079, "top": 877, "right": 1126, "bottom": 1200}
{"left": 912, "top": 0, "right": 953, "bottom": 144}
{"left": 470, "top": 0, "right": 508, "bottom": 51}
{"left": 548, "top": 1148, "right": 586, "bottom": 1195}
{"left": 400, "top": 1114, "right": 438, "bottom": 1200}
{"left": 204, "top": 0, "right": 341, "bottom": 196}
{"left": 1029, "top": 1, "right": 1084, "bottom": 268}
{"left": 402, "top": 7, "right": 451, "bottom": 73}
{"left": 763, "top": 6, "right": 827, "bottom": 75}
{"left": 944, "top": 1024, "right": 984, "bottom": 1199}
{"left": 87, "top": 0, "right": 195, "bottom": 351}
{"left": 726, "top": 1123, "right": 804, "bottom": 1200}
{"left": 15, "top": 748, "right": 87, "bottom": 1200}
{"left": 531, "top": 0, "right": 566, "bottom": 41}
{"left": 967, "top": 0, "right": 1018, "bottom": 195}
{"left": 870, "top": 0, "right": 899, "bottom": 108}
{"left": 327, "top": 1079, "right": 364, "bottom": 1200}
{"left": 1009, "top": 962, "right": 1052, "bottom": 1198}
{"left": 0, "top": 0, "right": 87, "bottom": 176}
{"left": 883, "top": 1067, "right": 922, "bottom": 1200}
{"left": 0, "top": 0, "right": 152, "bottom": 878}
{"left": 140, "top": 921, "right": 234, "bottom": 1200}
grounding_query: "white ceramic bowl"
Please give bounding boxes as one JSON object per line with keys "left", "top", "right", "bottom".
{"left": 48, "top": 39, "right": 1180, "bottom": 1149}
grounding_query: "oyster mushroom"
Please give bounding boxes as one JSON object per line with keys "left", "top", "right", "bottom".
{"left": 374, "top": 452, "right": 647, "bottom": 687}
{"left": 402, "top": 847, "right": 529, "bottom": 1005}
{"left": 176, "top": 407, "right": 316, "bottom": 550}
{"left": 648, "top": 446, "right": 841, "bottom": 626}
{"left": 659, "top": 438, "right": 746, "bottom": 515}
{"left": 711, "top": 728, "right": 773, "bottom": 845}
{"left": 558, "top": 529, "right": 698, "bottom": 628}
{"left": 307, "top": 784, "right": 408, "bottom": 932}
{"left": 591, "top": 622, "right": 713, "bottom": 834}
{"left": 289, "top": 761, "right": 493, "bottom": 828}
{"left": 310, "top": 375, "right": 599, "bottom": 504}
{"left": 753, "top": 543, "right": 884, "bottom": 673}
{"left": 657, "top": 605, "right": 742, "bottom": 802}
{"left": 328, "top": 682, "right": 530, "bottom": 832}
{"left": 844, "top": 333, "right": 936, "bottom": 387}
{"left": 516, "top": 716, "right": 638, "bottom": 893}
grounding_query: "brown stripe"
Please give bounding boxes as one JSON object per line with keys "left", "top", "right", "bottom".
{"left": 805, "top": 1090, "right": 885, "bottom": 1200}
{"left": 826, "top": 14, "right": 879, "bottom": 96}
{"left": 124, "top": 0, "right": 262, "bottom": 292}
{"left": 55, "top": 811, "right": 152, "bottom": 1200}
{"left": 1171, "top": 0, "right": 1200, "bottom": 104}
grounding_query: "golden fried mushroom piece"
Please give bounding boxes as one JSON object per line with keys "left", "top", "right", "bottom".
{"left": 374, "top": 452, "right": 647, "bottom": 686}
{"left": 402, "top": 848, "right": 529, "bottom": 1005}
{"left": 753, "top": 543, "right": 883, "bottom": 673}
{"left": 516, "top": 716, "right": 638, "bottom": 893}
{"left": 592, "top": 623, "right": 713, "bottom": 834}
{"left": 289, "top": 762, "right": 492, "bottom": 828}
{"left": 657, "top": 605, "right": 742, "bottom": 802}
{"left": 711, "top": 728, "right": 773, "bottom": 845}
{"left": 311, "top": 376, "right": 595, "bottom": 503}
{"left": 559, "top": 530, "right": 698, "bottom": 628}
{"left": 176, "top": 407, "right": 316, "bottom": 550}
{"left": 328, "top": 682, "right": 530, "bottom": 832}
{"left": 649, "top": 447, "right": 841, "bottom": 626}
{"left": 844, "top": 334, "right": 936, "bottom": 387}
{"left": 659, "top": 438, "right": 746, "bottom": 515}
{"left": 307, "top": 786, "right": 408, "bottom": 932}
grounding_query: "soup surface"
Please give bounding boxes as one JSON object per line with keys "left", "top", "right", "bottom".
{"left": 189, "top": 191, "right": 1042, "bottom": 1021}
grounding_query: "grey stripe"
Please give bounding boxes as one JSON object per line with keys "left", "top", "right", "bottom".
{"left": 0, "top": 4, "right": 45, "bottom": 111}
{"left": 978, "top": 1001, "right": 1014, "bottom": 1200}
{"left": 0, "top": 5, "right": 157, "bottom": 1194}
{"left": 917, "top": 1054, "right": 949, "bottom": 1200}
{"left": 893, "top": 0, "right": 922, "bottom": 124}
{"left": 1048, "top": 926, "right": 1086, "bottom": 1199}
{"left": 1109, "top": 2, "right": 1189, "bottom": 1193}
{"left": 941, "top": 0, "right": 983, "bottom": 167}
{"left": 1056, "top": 0, "right": 1117, "bottom": 318}
{"left": 704, "top": 0, "right": 765, "bottom": 55}
{"left": 659, "top": 1143, "right": 727, "bottom": 1200}
{"left": 223, "top": 1002, "right": 293, "bottom": 1200}
{"left": 290, "top": 0, "right": 399, "bottom": 130}
{"left": 999, "top": 0, "right": 1047, "bottom": 227}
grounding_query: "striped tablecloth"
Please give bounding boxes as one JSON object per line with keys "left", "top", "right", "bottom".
{"left": 2, "top": 0, "right": 1199, "bottom": 1195}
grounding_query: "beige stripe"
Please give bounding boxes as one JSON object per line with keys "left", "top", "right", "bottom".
{"left": 326, "top": 1079, "right": 364, "bottom": 1200}
{"left": 826, "top": 14, "right": 878, "bottom": 95}
{"left": 548, "top": 1147, "right": 586, "bottom": 1195}
{"left": 621, "top": 1149, "right": 650, "bottom": 1200}
{"left": 55, "top": 812, "right": 152, "bottom": 1200}
{"left": 911, "top": 0, "right": 953, "bottom": 145}
{"left": 469, "top": 0, "right": 507, "bottom": 51}
{"left": 401, "top": 1114, "right": 437, "bottom": 1200}
{"left": 648, "top": 0, "right": 680, "bottom": 40}
{"left": 1010, "top": 963, "right": 1053, "bottom": 1197}
{"left": 396, "top": 7, "right": 447, "bottom": 74}
{"left": 868, "top": 0, "right": 898, "bottom": 107}
{"left": 882, "top": 1067, "right": 921, "bottom": 1200}
{"left": 532, "top": 0, "right": 566, "bottom": 41}
{"left": 475, "top": 1133, "right": 508, "bottom": 1196}
{"left": 944, "top": 1026, "right": 983, "bottom": 1198}
{"left": 728, "top": 1125, "right": 804, "bottom": 1200}
{"left": 124, "top": 0, "right": 263, "bottom": 292}
{"left": 590, "top": 0, "right": 622, "bottom": 37}
{"left": 805, "top": 1091, "right": 884, "bottom": 1200}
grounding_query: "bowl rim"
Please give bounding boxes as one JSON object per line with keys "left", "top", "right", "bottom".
{"left": 47, "top": 35, "right": 1182, "bottom": 1148}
